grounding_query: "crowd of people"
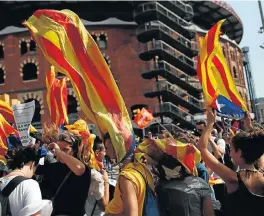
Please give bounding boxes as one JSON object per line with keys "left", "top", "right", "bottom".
{"left": 0, "top": 109, "right": 264, "bottom": 216}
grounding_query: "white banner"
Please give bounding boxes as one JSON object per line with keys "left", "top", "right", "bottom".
{"left": 12, "top": 101, "right": 35, "bottom": 146}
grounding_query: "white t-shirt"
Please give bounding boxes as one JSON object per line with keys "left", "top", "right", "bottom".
{"left": 85, "top": 169, "right": 105, "bottom": 216}
{"left": 0, "top": 176, "right": 52, "bottom": 216}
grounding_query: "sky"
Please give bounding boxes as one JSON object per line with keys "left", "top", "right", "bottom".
{"left": 228, "top": 0, "right": 264, "bottom": 98}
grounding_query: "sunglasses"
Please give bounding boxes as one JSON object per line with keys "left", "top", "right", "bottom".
{"left": 57, "top": 133, "right": 75, "bottom": 146}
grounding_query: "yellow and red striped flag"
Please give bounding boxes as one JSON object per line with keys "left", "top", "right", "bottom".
{"left": 46, "top": 66, "right": 68, "bottom": 128}
{"left": 65, "top": 119, "right": 102, "bottom": 171}
{"left": 0, "top": 99, "right": 15, "bottom": 123}
{"left": 197, "top": 19, "right": 247, "bottom": 119}
{"left": 135, "top": 138, "right": 201, "bottom": 176}
{"left": 0, "top": 114, "right": 19, "bottom": 164}
{"left": 24, "top": 9, "right": 136, "bottom": 163}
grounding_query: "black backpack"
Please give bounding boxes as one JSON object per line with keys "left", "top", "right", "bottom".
{"left": 0, "top": 176, "right": 28, "bottom": 216}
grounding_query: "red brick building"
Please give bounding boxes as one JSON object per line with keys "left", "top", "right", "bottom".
{"left": 0, "top": 1, "right": 250, "bottom": 132}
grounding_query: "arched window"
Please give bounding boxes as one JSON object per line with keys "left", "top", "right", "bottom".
{"left": 233, "top": 66, "right": 238, "bottom": 78}
{"left": 29, "top": 40, "right": 37, "bottom": 53}
{"left": 24, "top": 99, "right": 41, "bottom": 129}
{"left": 68, "top": 95, "right": 78, "bottom": 124}
{"left": 0, "top": 68, "right": 4, "bottom": 84}
{"left": 98, "top": 34, "right": 107, "bottom": 49}
{"left": 22, "top": 63, "right": 38, "bottom": 81}
{"left": 20, "top": 41, "right": 27, "bottom": 55}
{"left": 0, "top": 45, "right": 4, "bottom": 59}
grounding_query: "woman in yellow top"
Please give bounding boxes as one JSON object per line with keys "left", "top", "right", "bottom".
{"left": 103, "top": 133, "right": 155, "bottom": 216}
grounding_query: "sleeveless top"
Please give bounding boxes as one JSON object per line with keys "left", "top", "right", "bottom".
{"left": 225, "top": 172, "right": 264, "bottom": 216}
{"left": 105, "top": 162, "right": 154, "bottom": 216}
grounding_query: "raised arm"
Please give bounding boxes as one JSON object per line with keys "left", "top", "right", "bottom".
{"left": 197, "top": 109, "right": 237, "bottom": 189}
{"left": 49, "top": 143, "right": 85, "bottom": 176}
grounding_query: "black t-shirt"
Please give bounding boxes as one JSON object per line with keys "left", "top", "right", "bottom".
{"left": 36, "top": 162, "right": 91, "bottom": 216}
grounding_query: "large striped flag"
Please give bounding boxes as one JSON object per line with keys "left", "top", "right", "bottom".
{"left": 24, "top": 9, "right": 136, "bottom": 163}
{"left": 0, "top": 114, "right": 19, "bottom": 164}
{"left": 46, "top": 66, "right": 68, "bottom": 128}
{"left": 197, "top": 19, "right": 247, "bottom": 119}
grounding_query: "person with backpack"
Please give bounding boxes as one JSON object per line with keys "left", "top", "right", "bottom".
{"left": 155, "top": 154, "right": 214, "bottom": 216}
{"left": 103, "top": 132, "right": 158, "bottom": 216}
{"left": 0, "top": 145, "right": 52, "bottom": 216}
{"left": 145, "top": 131, "right": 214, "bottom": 216}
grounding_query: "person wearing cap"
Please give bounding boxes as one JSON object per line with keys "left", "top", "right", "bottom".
{"left": 135, "top": 131, "right": 214, "bottom": 216}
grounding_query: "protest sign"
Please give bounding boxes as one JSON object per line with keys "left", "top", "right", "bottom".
{"left": 12, "top": 101, "right": 35, "bottom": 146}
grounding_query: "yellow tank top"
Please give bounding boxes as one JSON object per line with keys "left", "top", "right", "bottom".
{"left": 105, "top": 162, "right": 154, "bottom": 216}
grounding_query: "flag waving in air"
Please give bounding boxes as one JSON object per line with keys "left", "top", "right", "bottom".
{"left": 0, "top": 114, "right": 19, "bottom": 164}
{"left": 0, "top": 99, "right": 16, "bottom": 123}
{"left": 46, "top": 66, "right": 68, "bottom": 128}
{"left": 133, "top": 108, "right": 154, "bottom": 129}
{"left": 197, "top": 19, "right": 247, "bottom": 119}
{"left": 24, "top": 9, "right": 136, "bottom": 163}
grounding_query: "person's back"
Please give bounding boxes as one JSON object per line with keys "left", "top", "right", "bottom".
{"left": 156, "top": 175, "right": 211, "bottom": 216}
{"left": 0, "top": 145, "right": 52, "bottom": 216}
{"left": 0, "top": 176, "right": 45, "bottom": 215}
{"left": 225, "top": 171, "right": 264, "bottom": 216}
{"left": 36, "top": 161, "right": 91, "bottom": 216}
{"left": 105, "top": 162, "right": 154, "bottom": 216}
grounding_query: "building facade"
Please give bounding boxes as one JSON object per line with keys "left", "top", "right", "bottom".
{"left": 0, "top": 1, "right": 250, "bottom": 132}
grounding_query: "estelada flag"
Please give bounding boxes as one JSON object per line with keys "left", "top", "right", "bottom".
{"left": 197, "top": 19, "right": 247, "bottom": 119}
{"left": 133, "top": 108, "right": 154, "bottom": 129}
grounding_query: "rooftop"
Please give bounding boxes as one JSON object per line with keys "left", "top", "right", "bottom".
{"left": 191, "top": 0, "right": 243, "bottom": 43}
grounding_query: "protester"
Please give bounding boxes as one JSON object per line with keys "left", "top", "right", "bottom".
{"left": 103, "top": 132, "right": 156, "bottom": 216}
{"left": 0, "top": 145, "right": 52, "bottom": 215}
{"left": 36, "top": 124, "right": 91, "bottom": 216}
{"left": 197, "top": 109, "right": 264, "bottom": 216}
{"left": 156, "top": 154, "right": 214, "bottom": 216}
{"left": 85, "top": 136, "right": 109, "bottom": 216}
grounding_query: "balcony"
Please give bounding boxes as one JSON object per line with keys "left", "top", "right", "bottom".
{"left": 152, "top": 102, "right": 196, "bottom": 129}
{"left": 144, "top": 80, "right": 204, "bottom": 113}
{"left": 139, "top": 40, "right": 196, "bottom": 75}
{"left": 134, "top": 2, "right": 195, "bottom": 39}
{"left": 159, "top": 0, "right": 194, "bottom": 21}
{"left": 141, "top": 61, "right": 201, "bottom": 96}
{"left": 136, "top": 21, "right": 198, "bottom": 58}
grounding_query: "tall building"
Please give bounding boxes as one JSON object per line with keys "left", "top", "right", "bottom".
{"left": 0, "top": 1, "right": 250, "bottom": 133}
